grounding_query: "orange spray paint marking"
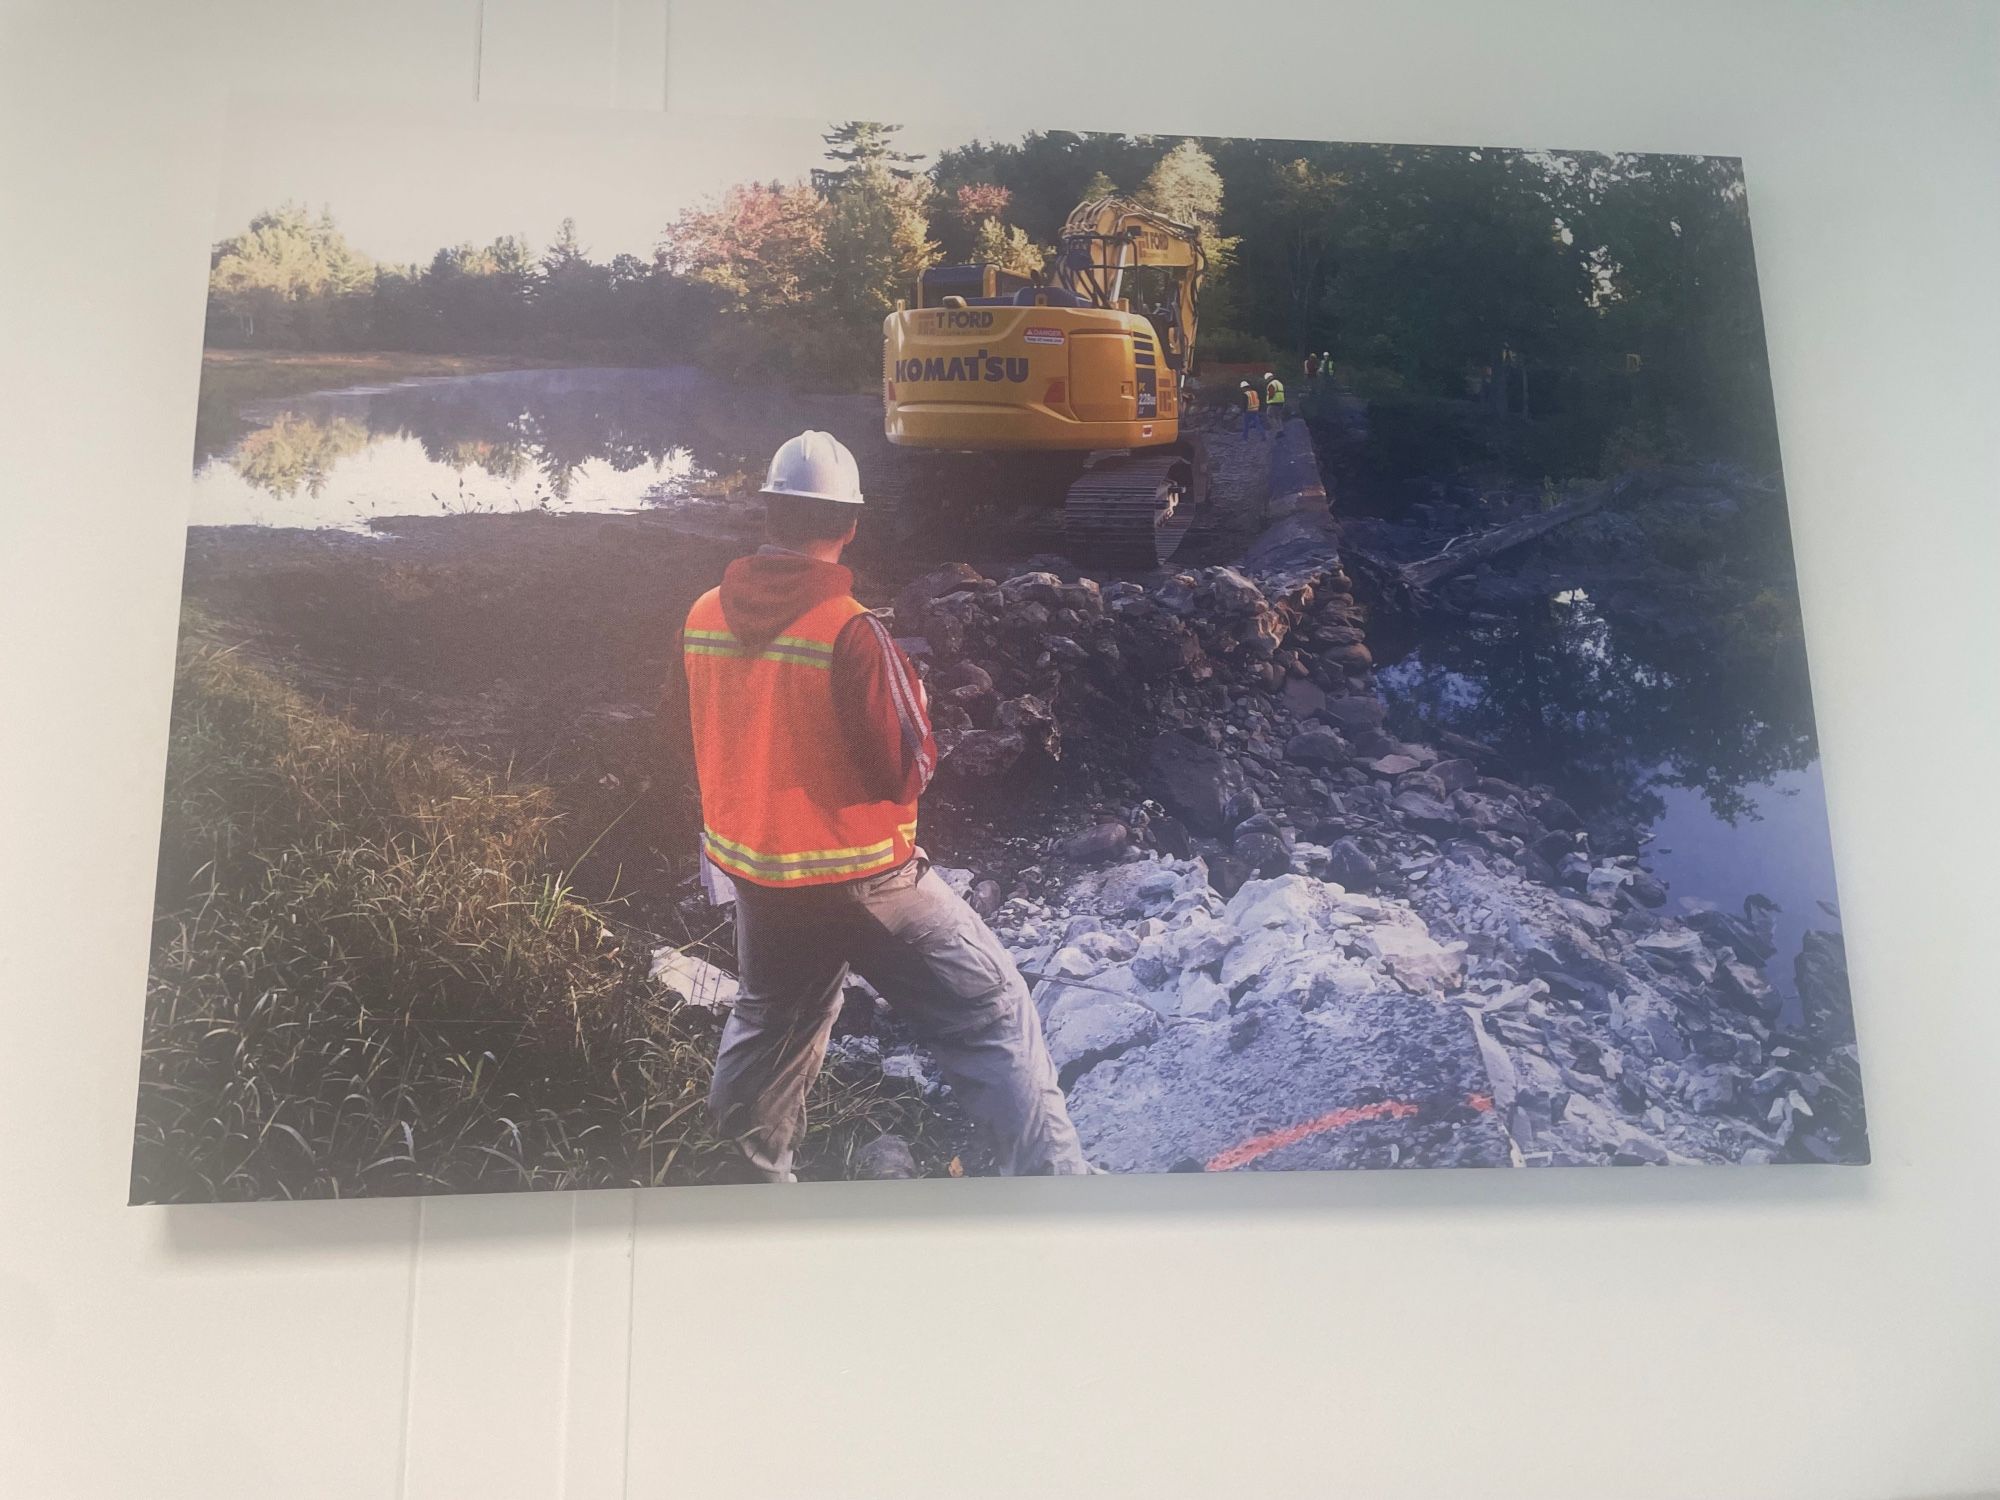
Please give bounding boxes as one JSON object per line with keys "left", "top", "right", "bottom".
{"left": 1205, "top": 1092, "right": 1495, "bottom": 1172}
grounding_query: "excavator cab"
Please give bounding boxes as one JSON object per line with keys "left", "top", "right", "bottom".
{"left": 912, "top": 262, "right": 1036, "bottom": 308}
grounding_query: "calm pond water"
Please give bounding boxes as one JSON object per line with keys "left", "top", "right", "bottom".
{"left": 190, "top": 367, "right": 747, "bottom": 530}
{"left": 1376, "top": 588, "right": 1842, "bottom": 1003}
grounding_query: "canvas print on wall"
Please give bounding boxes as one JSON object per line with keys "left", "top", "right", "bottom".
{"left": 133, "top": 96, "right": 1865, "bottom": 1201}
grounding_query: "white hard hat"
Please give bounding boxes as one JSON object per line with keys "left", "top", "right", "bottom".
{"left": 1239, "top": 380, "right": 1250, "bottom": 388}
{"left": 1264, "top": 372, "right": 1275, "bottom": 380}
{"left": 760, "top": 429, "right": 863, "bottom": 505}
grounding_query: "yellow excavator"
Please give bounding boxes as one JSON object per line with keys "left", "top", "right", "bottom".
{"left": 882, "top": 196, "right": 1208, "bottom": 565}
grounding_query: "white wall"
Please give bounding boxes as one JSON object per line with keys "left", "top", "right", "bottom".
{"left": 2, "top": 3, "right": 1996, "bottom": 1496}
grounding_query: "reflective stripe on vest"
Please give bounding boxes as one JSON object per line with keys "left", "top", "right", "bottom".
{"left": 683, "top": 588, "right": 918, "bottom": 888}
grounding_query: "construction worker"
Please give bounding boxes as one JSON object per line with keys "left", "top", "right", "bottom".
{"left": 679, "top": 430, "right": 1090, "bottom": 1182}
{"left": 1263, "top": 370, "right": 1287, "bottom": 428}
{"left": 1239, "top": 379, "right": 1263, "bottom": 441}
{"left": 1302, "top": 351, "right": 1321, "bottom": 385}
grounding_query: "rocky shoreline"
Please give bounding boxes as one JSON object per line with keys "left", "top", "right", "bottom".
{"left": 846, "top": 422, "right": 1865, "bottom": 1172}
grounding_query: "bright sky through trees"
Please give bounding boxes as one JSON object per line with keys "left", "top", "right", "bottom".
{"left": 211, "top": 98, "right": 968, "bottom": 265}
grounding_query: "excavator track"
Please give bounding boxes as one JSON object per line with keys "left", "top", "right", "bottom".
{"left": 863, "top": 448, "right": 1086, "bottom": 555}
{"left": 1063, "top": 439, "right": 1209, "bottom": 570}
{"left": 861, "top": 439, "right": 1209, "bottom": 573}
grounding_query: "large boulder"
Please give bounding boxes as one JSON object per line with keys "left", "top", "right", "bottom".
{"left": 851, "top": 1134, "right": 920, "bottom": 1180}
{"left": 1062, "top": 822, "right": 1132, "bottom": 864}
{"left": 1064, "top": 998, "right": 1510, "bottom": 1173}
{"left": 999, "top": 570, "right": 1065, "bottom": 607}
{"left": 1320, "top": 696, "right": 1388, "bottom": 732}
{"left": 1282, "top": 678, "right": 1328, "bottom": 718}
{"left": 995, "top": 694, "right": 1059, "bottom": 760}
{"left": 1043, "top": 993, "right": 1160, "bottom": 1086}
{"left": 1146, "top": 732, "right": 1249, "bottom": 835}
{"left": 935, "top": 659, "right": 997, "bottom": 725}
{"left": 1224, "top": 874, "right": 1336, "bottom": 938}
{"left": 941, "top": 727, "right": 1025, "bottom": 779}
{"left": 1285, "top": 727, "right": 1349, "bottom": 767}
{"left": 1324, "top": 837, "right": 1376, "bottom": 891}
{"left": 892, "top": 564, "right": 988, "bottom": 636}
{"left": 1609, "top": 986, "right": 1690, "bottom": 1062}
{"left": 1065, "top": 855, "right": 1211, "bottom": 921}
{"left": 1360, "top": 922, "right": 1466, "bottom": 993}
{"left": 1118, "top": 609, "right": 1207, "bottom": 679}
{"left": 1392, "top": 790, "right": 1461, "bottom": 835}
{"left": 1714, "top": 952, "right": 1778, "bottom": 1019}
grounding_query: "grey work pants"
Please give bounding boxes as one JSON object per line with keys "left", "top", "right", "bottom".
{"left": 708, "top": 856, "right": 1089, "bottom": 1181}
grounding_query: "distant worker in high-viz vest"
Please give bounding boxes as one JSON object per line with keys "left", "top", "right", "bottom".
{"left": 680, "top": 430, "right": 1090, "bottom": 1181}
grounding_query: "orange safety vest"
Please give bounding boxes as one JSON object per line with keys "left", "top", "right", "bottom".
{"left": 683, "top": 588, "right": 918, "bottom": 887}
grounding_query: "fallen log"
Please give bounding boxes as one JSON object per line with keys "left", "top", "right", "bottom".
{"left": 1405, "top": 470, "right": 1649, "bottom": 590}
{"left": 1350, "top": 469, "right": 1656, "bottom": 612}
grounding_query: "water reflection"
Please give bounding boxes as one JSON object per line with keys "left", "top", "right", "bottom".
{"left": 1378, "top": 587, "right": 1840, "bottom": 992}
{"left": 230, "top": 413, "right": 372, "bottom": 499}
{"left": 1379, "top": 588, "right": 1819, "bottom": 829}
{"left": 192, "top": 368, "right": 756, "bottom": 530}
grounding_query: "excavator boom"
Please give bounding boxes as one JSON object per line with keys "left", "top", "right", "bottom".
{"left": 1052, "top": 196, "right": 1204, "bottom": 377}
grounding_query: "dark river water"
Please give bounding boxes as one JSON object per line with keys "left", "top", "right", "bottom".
{"left": 1375, "top": 587, "right": 1842, "bottom": 1004}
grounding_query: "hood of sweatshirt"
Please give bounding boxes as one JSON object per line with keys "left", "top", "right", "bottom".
{"left": 718, "top": 549, "right": 854, "bottom": 652}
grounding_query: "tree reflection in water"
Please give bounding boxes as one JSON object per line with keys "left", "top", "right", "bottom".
{"left": 1380, "top": 584, "right": 1819, "bottom": 835}
{"left": 202, "top": 369, "right": 749, "bottom": 525}
{"left": 229, "top": 412, "right": 370, "bottom": 499}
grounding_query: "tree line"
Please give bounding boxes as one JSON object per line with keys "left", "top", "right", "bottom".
{"left": 206, "top": 122, "right": 1779, "bottom": 472}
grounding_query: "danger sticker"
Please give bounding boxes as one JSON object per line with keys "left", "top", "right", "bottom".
{"left": 1022, "top": 326, "right": 1065, "bottom": 345}
{"left": 1139, "top": 424, "right": 1155, "bottom": 438}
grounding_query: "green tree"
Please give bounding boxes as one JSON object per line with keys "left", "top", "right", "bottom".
{"left": 1565, "top": 153, "right": 1775, "bottom": 467}
{"left": 657, "top": 181, "right": 830, "bottom": 313}
{"left": 936, "top": 181, "right": 1012, "bottom": 261}
{"left": 931, "top": 132, "right": 1157, "bottom": 243}
{"left": 207, "top": 203, "right": 374, "bottom": 347}
{"left": 815, "top": 121, "right": 924, "bottom": 189}
{"left": 417, "top": 235, "right": 539, "bottom": 350}
{"left": 1139, "top": 139, "right": 1236, "bottom": 275}
{"left": 1264, "top": 156, "right": 1346, "bottom": 355}
{"left": 822, "top": 158, "right": 937, "bottom": 329}
{"left": 537, "top": 218, "right": 615, "bottom": 344}
{"left": 541, "top": 216, "right": 589, "bottom": 275}
{"left": 970, "top": 217, "right": 1044, "bottom": 277}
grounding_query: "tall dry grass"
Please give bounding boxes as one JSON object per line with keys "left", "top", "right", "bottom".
{"left": 133, "top": 637, "right": 923, "bottom": 1200}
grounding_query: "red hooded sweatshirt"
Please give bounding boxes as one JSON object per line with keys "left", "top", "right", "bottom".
{"left": 664, "top": 548, "right": 936, "bottom": 808}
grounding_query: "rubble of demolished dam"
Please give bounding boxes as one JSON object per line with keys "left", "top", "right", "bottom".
{"left": 850, "top": 496, "right": 1866, "bottom": 1173}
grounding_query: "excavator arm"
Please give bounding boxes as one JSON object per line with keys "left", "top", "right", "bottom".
{"left": 1053, "top": 196, "right": 1205, "bottom": 377}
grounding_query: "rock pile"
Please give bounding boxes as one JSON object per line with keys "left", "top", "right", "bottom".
{"left": 985, "top": 860, "right": 1507, "bottom": 1172}
{"left": 862, "top": 456, "right": 1864, "bottom": 1172}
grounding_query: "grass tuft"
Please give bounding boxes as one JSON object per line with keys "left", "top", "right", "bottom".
{"left": 134, "top": 632, "right": 928, "bottom": 1200}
